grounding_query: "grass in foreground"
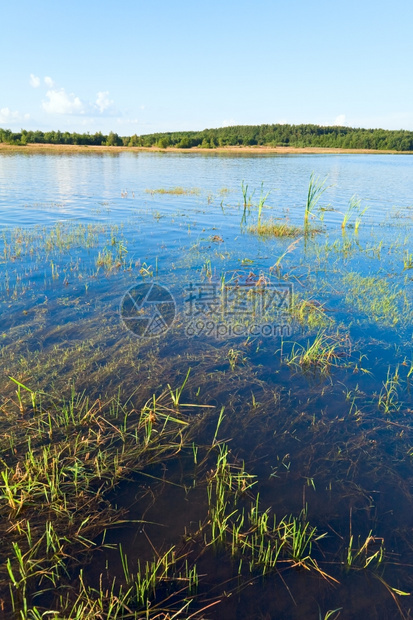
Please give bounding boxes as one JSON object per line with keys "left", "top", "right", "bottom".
{"left": 0, "top": 378, "right": 338, "bottom": 617}
{"left": 0, "top": 367, "right": 411, "bottom": 618}
{"left": 0, "top": 378, "right": 211, "bottom": 617}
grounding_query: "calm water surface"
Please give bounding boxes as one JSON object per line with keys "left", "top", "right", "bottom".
{"left": 1, "top": 151, "right": 412, "bottom": 227}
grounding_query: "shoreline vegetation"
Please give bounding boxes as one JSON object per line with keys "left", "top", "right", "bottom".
{"left": 1, "top": 123, "right": 413, "bottom": 152}
{"left": 0, "top": 143, "right": 412, "bottom": 155}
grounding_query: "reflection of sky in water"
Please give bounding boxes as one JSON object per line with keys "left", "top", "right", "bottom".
{"left": 0, "top": 152, "right": 411, "bottom": 365}
{"left": 0, "top": 151, "right": 412, "bottom": 347}
{"left": 0, "top": 152, "right": 412, "bottom": 228}
{"left": 0, "top": 151, "right": 412, "bottom": 352}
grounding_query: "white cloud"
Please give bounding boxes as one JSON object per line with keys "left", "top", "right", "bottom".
{"left": 0, "top": 108, "right": 30, "bottom": 124}
{"left": 116, "top": 117, "right": 139, "bottom": 125}
{"left": 27, "top": 76, "right": 120, "bottom": 120}
{"left": 42, "top": 88, "right": 85, "bottom": 115}
{"left": 0, "top": 107, "right": 20, "bottom": 123}
{"left": 95, "top": 91, "right": 114, "bottom": 113}
{"left": 334, "top": 114, "right": 346, "bottom": 126}
{"left": 221, "top": 118, "right": 236, "bottom": 127}
{"left": 29, "top": 74, "right": 40, "bottom": 88}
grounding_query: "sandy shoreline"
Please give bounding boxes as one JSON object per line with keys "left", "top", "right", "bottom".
{"left": 0, "top": 143, "right": 411, "bottom": 155}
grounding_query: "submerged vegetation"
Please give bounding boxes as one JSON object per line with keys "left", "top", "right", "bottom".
{"left": 1, "top": 153, "right": 413, "bottom": 618}
{"left": 1, "top": 366, "right": 411, "bottom": 618}
{"left": 282, "top": 330, "right": 349, "bottom": 374}
{"left": 0, "top": 382, "right": 208, "bottom": 617}
{"left": 343, "top": 272, "right": 411, "bottom": 327}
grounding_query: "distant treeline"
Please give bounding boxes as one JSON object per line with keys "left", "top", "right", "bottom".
{"left": 1, "top": 124, "right": 413, "bottom": 151}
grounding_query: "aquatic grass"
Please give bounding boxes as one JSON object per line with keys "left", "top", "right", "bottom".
{"left": 241, "top": 180, "right": 254, "bottom": 225}
{"left": 319, "top": 609, "right": 343, "bottom": 620}
{"left": 270, "top": 237, "right": 303, "bottom": 274}
{"left": 18, "top": 559, "right": 207, "bottom": 619}
{"left": 283, "top": 331, "right": 349, "bottom": 374}
{"left": 278, "top": 509, "right": 327, "bottom": 567}
{"left": 403, "top": 250, "right": 413, "bottom": 270}
{"left": 145, "top": 187, "right": 200, "bottom": 195}
{"left": 119, "top": 545, "right": 193, "bottom": 607}
{"left": 2, "top": 164, "right": 413, "bottom": 617}
{"left": 343, "top": 272, "right": 411, "bottom": 327}
{"left": 377, "top": 365, "right": 401, "bottom": 414}
{"left": 248, "top": 219, "right": 302, "bottom": 237}
{"left": 341, "top": 194, "right": 360, "bottom": 231}
{"left": 354, "top": 207, "right": 369, "bottom": 233}
{"left": 0, "top": 379, "right": 217, "bottom": 616}
{"left": 0, "top": 220, "right": 135, "bottom": 301}
{"left": 96, "top": 237, "right": 128, "bottom": 270}
{"left": 241, "top": 180, "right": 254, "bottom": 210}
{"left": 344, "top": 532, "right": 385, "bottom": 572}
{"left": 227, "top": 348, "right": 246, "bottom": 370}
{"left": 257, "top": 182, "right": 271, "bottom": 227}
{"left": 304, "top": 173, "right": 329, "bottom": 231}
{"left": 202, "top": 258, "right": 213, "bottom": 280}
{"left": 138, "top": 261, "right": 153, "bottom": 277}
{"left": 1, "top": 351, "right": 411, "bottom": 616}
{"left": 204, "top": 445, "right": 334, "bottom": 581}
{"left": 0, "top": 222, "right": 115, "bottom": 262}
{"left": 95, "top": 248, "right": 116, "bottom": 269}
{"left": 341, "top": 195, "right": 370, "bottom": 233}
{"left": 168, "top": 367, "right": 191, "bottom": 407}
{"left": 288, "top": 296, "right": 335, "bottom": 330}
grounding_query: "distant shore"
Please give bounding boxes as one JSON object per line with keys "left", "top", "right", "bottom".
{"left": 0, "top": 143, "right": 412, "bottom": 155}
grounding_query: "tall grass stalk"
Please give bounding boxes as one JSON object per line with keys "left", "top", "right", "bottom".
{"left": 342, "top": 194, "right": 361, "bottom": 231}
{"left": 257, "top": 182, "right": 271, "bottom": 227}
{"left": 304, "top": 173, "right": 329, "bottom": 231}
{"left": 241, "top": 181, "right": 254, "bottom": 225}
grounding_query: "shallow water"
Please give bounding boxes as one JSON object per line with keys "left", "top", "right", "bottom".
{"left": 1, "top": 151, "right": 413, "bottom": 619}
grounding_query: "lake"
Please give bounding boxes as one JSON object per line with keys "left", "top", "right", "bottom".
{"left": 0, "top": 150, "right": 412, "bottom": 619}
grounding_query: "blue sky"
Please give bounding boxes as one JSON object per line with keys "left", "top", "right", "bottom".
{"left": 1, "top": 0, "right": 412, "bottom": 135}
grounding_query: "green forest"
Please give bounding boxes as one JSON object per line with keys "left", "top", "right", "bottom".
{"left": 1, "top": 123, "right": 413, "bottom": 150}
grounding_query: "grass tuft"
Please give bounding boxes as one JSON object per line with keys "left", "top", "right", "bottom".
{"left": 145, "top": 187, "right": 200, "bottom": 195}
{"left": 305, "top": 172, "right": 329, "bottom": 230}
{"left": 248, "top": 219, "right": 302, "bottom": 237}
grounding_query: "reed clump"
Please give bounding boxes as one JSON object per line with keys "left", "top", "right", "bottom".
{"left": 145, "top": 187, "right": 200, "bottom": 195}
{"left": 282, "top": 331, "right": 350, "bottom": 374}
{"left": 304, "top": 172, "right": 329, "bottom": 232}
{"left": 248, "top": 219, "right": 302, "bottom": 237}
